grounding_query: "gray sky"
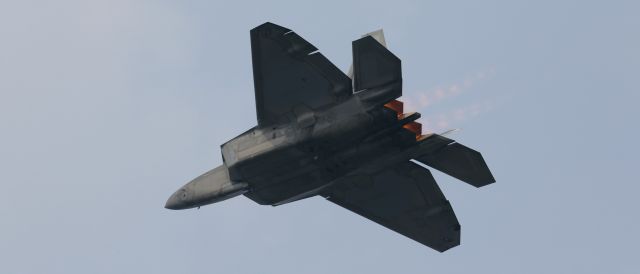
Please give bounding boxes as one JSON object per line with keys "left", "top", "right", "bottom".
{"left": 1, "top": 1, "right": 638, "bottom": 273}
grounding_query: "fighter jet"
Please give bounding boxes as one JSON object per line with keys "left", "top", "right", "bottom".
{"left": 165, "top": 22, "right": 495, "bottom": 252}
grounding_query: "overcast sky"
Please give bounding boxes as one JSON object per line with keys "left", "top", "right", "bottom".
{"left": 1, "top": 1, "right": 639, "bottom": 273}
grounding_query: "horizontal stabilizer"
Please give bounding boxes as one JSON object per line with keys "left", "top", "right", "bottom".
{"left": 415, "top": 142, "right": 495, "bottom": 188}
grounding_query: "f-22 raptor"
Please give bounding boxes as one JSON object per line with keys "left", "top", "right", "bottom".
{"left": 165, "top": 22, "right": 495, "bottom": 252}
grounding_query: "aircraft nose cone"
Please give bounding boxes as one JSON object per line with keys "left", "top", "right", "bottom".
{"left": 164, "top": 195, "right": 180, "bottom": 210}
{"left": 164, "top": 189, "right": 188, "bottom": 210}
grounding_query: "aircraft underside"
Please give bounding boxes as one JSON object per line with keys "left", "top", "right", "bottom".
{"left": 165, "top": 22, "right": 495, "bottom": 252}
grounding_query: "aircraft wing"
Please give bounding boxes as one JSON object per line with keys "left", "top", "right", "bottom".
{"left": 250, "top": 22, "right": 352, "bottom": 126}
{"left": 321, "top": 161, "right": 461, "bottom": 252}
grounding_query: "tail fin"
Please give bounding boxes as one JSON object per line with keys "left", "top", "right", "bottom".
{"left": 348, "top": 29, "right": 387, "bottom": 78}
{"left": 352, "top": 35, "right": 402, "bottom": 107}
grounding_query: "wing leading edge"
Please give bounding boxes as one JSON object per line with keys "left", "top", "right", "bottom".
{"left": 321, "top": 161, "right": 460, "bottom": 252}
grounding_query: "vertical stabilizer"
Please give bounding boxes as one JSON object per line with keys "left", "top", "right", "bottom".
{"left": 348, "top": 29, "right": 387, "bottom": 78}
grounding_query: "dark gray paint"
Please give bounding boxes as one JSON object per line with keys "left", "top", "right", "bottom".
{"left": 165, "top": 22, "right": 495, "bottom": 252}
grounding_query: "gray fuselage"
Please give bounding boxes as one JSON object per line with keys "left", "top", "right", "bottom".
{"left": 221, "top": 94, "right": 416, "bottom": 205}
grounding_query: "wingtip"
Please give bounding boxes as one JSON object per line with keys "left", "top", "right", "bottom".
{"left": 251, "top": 22, "right": 290, "bottom": 33}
